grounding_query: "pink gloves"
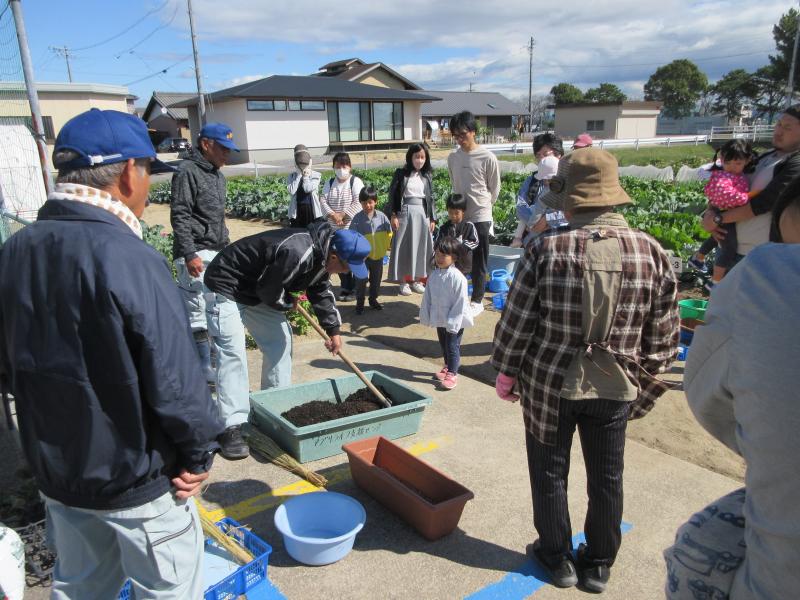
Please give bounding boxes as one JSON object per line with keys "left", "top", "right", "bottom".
{"left": 495, "top": 373, "right": 519, "bottom": 402}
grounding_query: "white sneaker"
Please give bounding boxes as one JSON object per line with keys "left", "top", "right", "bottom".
{"left": 410, "top": 282, "right": 426, "bottom": 293}
{"left": 470, "top": 302, "right": 484, "bottom": 317}
{"left": 399, "top": 283, "right": 412, "bottom": 296}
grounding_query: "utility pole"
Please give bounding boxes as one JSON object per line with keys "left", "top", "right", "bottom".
{"left": 787, "top": 7, "right": 800, "bottom": 108}
{"left": 50, "top": 45, "right": 73, "bottom": 82}
{"left": 187, "top": 0, "right": 206, "bottom": 125}
{"left": 10, "top": 0, "right": 54, "bottom": 195}
{"left": 528, "top": 37, "right": 535, "bottom": 132}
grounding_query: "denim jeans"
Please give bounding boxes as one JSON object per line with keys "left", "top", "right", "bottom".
{"left": 242, "top": 303, "right": 293, "bottom": 390}
{"left": 45, "top": 492, "right": 203, "bottom": 600}
{"left": 436, "top": 327, "right": 463, "bottom": 375}
{"left": 175, "top": 249, "right": 250, "bottom": 427}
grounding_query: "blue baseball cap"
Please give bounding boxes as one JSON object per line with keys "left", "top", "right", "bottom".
{"left": 332, "top": 229, "right": 370, "bottom": 279}
{"left": 53, "top": 108, "right": 175, "bottom": 174}
{"left": 199, "top": 122, "right": 240, "bottom": 151}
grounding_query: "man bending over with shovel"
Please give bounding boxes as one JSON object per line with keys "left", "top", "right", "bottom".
{"left": 204, "top": 220, "right": 370, "bottom": 390}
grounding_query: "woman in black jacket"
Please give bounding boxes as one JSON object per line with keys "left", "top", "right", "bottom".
{"left": 386, "top": 143, "right": 436, "bottom": 295}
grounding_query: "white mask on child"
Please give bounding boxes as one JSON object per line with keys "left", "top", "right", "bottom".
{"left": 335, "top": 167, "right": 350, "bottom": 180}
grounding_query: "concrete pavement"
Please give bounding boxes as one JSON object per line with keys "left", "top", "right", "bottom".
{"left": 202, "top": 333, "right": 740, "bottom": 600}
{"left": 5, "top": 290, "right": 743, "bottom": 600}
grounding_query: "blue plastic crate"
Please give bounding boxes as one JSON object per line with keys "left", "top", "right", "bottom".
{"left": 117, "top": 517, "right": 272, "bottom": 600}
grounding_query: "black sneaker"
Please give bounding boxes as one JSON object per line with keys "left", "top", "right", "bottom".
{"left": 576, "top": 543, "right": 611, "bottom": 593}
{"left": 527, "top": 541, "right": 578, "bottom": 588}
{"left": 355, "top": 303, "right": 364, "bottom": 315}
{"left": 369, "top": 300, "right": 383, "bottom": 310}
{"left": 218, "top": 425, "right": 249, "bottom": 460}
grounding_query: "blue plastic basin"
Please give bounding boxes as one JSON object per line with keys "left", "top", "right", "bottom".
{"left": 274, "top": 492, "right": 366, "bottom": 566}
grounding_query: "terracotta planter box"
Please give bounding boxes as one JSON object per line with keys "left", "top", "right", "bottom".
{"left": 342, "top": 436, "right": 474, "bottom": 541}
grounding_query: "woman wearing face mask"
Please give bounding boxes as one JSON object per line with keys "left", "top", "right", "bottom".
{"left": 320, "top": 152, "right": 364, "bottom": 302}
{"left": 387, "top": 143, "right": 436, "bottom": 295}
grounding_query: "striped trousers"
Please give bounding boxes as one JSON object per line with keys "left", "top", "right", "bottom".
{"left": 525, "top": 398, "right": 629, "bottom": 568}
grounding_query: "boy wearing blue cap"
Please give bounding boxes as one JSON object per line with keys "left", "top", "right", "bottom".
{"left": 0, "top": 109, "right": 223, "bottom": 599}
{"left": 204, "top": 221, "right": 370, "bottom": 390}
{"left": 170, "top": 122, "right": 252, "bottom": 460}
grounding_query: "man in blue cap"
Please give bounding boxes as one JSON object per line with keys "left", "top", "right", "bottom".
{"left": 204, "top": 222, "right": 370, "bottom": 388}
{"left": 170, "top": 122, "right": 252, "bottom": 460}
{"left": 0, "top": 109, "right": 223, "bottom": 598}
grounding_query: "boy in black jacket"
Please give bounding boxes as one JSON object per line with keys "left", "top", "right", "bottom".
{"left": 436, "top": 194, "right": 479, "bottom": 274}
{"left": 204, "top": 221, "right": 369, "bottom": 390}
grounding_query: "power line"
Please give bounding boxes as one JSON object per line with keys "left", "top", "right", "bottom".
{"left": 123, "top": 56, "right": 190, "bottom": 86}
{"left": 114, "top": 3, "right": 179, "bottom": 59}
{"left": 539, "top": 49, "right": 773, "bottom": 70}
{"left": 71, "top": 1, "right": 169, "bottom": 52}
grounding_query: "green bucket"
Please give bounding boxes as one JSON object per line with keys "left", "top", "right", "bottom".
{"left": 678, "top": 299, "right": 708, "bottom": 321}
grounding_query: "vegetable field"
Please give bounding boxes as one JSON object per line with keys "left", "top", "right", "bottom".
{"left": 148, "top": 169, "right": 708, "bottom": 258}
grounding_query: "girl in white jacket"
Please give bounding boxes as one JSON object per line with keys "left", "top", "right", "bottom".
{"left": 419, "top": 236, "right": 474, "bottom": 390}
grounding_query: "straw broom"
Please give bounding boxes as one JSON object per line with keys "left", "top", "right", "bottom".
{"left": 243, "top": 424, "right": 328, "bottom": 488}
{"left": 195, "top": 502, "right": 254, "bottom": 565}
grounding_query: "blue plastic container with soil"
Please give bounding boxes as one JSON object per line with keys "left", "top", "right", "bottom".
{"left": 249, "top": 371, "right": 432, "bottom": 463}
{"left": 118, "top": 517, "right": 272, "bottom": 600}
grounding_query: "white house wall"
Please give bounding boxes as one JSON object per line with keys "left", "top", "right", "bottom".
{"left": 404, "top": 102, "right": 422, "bottom": 140}
{"left": 244, "top": 106, "right": 329, "bottom": 165}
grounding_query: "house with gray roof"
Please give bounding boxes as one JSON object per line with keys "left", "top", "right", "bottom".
{"left": 171, "top": 75, "right": 439, "bottom": 164}
{"left": 141, "top": 91, "right": 196, "bottom": 145}
{"left": 313, "top": 58, "right": 422, "bottom": 91}
{"left": 420, "top": 91, "right": 527, "bottom": 140}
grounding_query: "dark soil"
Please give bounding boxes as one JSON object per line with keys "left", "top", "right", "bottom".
{"left": 281, "top": 387, "right": 392, "bottom": 427}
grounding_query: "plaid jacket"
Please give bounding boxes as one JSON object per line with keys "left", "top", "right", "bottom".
{"left": 491, "top": 212, "right": 679, "bottom": 446}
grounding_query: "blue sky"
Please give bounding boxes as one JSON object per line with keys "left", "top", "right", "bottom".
{"left": 15, "top": 0, "right": 791, "bottom": 106}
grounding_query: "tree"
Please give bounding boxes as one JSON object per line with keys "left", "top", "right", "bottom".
{"left": 584, "top": 83, "right": 627, "bottom": 104}
{"left": 752, "top": 64, "right": 786, "bottom": 122}
{"left": 511, "top": 93, "right": 551, "bottom": 131}
{"left": 710, "top": 69, "right": 759, "bottom": 122}
{"left": 644, "top": 59, "right": 708, "bottom": 118}
{"left": 768, "top": 8, "right": 800, "bottom": 92}
{"left": 550, "top": 83, "right": 584, "bottom": 105}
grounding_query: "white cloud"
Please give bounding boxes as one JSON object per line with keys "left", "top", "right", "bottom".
{"left": 213, "top": 73, "right": 271, "bottom": 91}
{"left": 169, "top": 0, "right": 787, "bottom": 96}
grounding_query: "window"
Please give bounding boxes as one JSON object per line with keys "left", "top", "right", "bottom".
{"left": 273, "top": 100, "right": 286, "bottom": 111}
{"left": 586, "top": 120, "right": 605, "bottom": 132}
{"left": 327, "top": 101, "right": 371, "bottom": 142}
{"left": 247, "top": 100, "right": 274, "bottom": 111}
{"left": 373, "top": 102, "right": 403, "bottom": 141}
{"left": 288, "top": 100, "right": 325, "bottom": 111}
{"left": 0, "top": 115, "right": 55, "bottom": 142}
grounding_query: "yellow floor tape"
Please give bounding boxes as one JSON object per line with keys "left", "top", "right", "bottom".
{"left": 200, "top": 435, "right": 452, "bottom": 522}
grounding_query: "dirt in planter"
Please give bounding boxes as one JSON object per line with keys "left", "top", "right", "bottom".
{"left": 281, "top": 386, "right": 392, "bottom": 427}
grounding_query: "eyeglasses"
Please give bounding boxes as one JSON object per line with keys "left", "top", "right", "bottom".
{"left": 548, "top": 176, "right": 565, "bottom": 194}
{"left": 451, "top": 130, "right": 469, "bottom": 139}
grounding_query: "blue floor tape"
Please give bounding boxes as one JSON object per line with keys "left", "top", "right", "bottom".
{"left": 464, "top": 522, "right": 633, "bottom": 599}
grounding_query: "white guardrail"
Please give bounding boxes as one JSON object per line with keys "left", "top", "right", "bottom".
{"left": 483, "top": 135, "right": 710, "bottom": 155}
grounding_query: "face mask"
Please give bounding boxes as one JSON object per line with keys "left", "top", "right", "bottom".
{"left": 335, "top": 167, "right": 350, "bottom": 180}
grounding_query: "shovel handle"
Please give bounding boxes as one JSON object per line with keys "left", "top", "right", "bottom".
{"left": 295, "top": 304, "right": 392, "bottom": 408}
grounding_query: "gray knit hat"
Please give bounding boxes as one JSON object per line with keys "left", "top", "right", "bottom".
{"left": 293, "top": 143, "right": 310, "bottom": 169}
